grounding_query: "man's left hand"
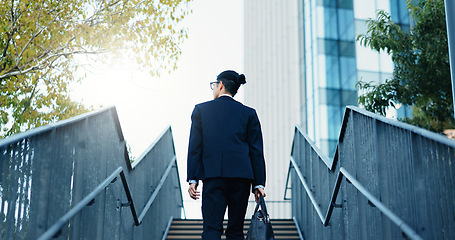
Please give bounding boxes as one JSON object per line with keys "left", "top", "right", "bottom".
{"left": 254, "top": 188, "right": 266, "bottom": 203}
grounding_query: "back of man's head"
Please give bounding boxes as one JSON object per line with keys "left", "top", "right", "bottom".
{"left": 217, "top": 70, "right": 247, "bottom": 96}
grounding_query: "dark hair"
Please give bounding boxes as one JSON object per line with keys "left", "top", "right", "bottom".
{"left": 216, "top": 70, "right": 246, "bottom": 96}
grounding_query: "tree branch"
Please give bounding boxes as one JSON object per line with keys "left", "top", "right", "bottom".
{"left": 15, "top": 0, "right": 61, "bottom": 68}
{"left": 0, "top": 31, "right": 14, "bottom": 73}
{"left": 17, "top": 77, "right": 40, "bottom": 125}
{"left": 0, "top": 49, "right": 104, "bottom": 80}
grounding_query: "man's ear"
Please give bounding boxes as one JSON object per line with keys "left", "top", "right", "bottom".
{"left": 219, "top": 81, "right": 224, "bottom": 91}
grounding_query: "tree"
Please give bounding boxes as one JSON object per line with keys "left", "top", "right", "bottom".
{"left": 0, "top": 0, "right": 191, "bottom": 137}
{"left": 356, "top": 0, "right": 453, "bottom": 133}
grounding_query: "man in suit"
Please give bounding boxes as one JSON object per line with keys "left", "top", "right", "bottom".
{"left": 187, "top": 70, "right": 266, "bottom": 240}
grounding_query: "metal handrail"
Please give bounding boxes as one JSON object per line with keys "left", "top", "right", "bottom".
{"left": 120, "top": 170, "right": 141, "bottom": 226}
{"left": 36, "top": 167, "right": 135, "bottom": 240}
{"left": 292, "top": 217, "right": 305, "bottom": 240}
{"left": 37, "top": 155, "right": 180, "bottom": 240}
{"left": 161, "top": 216, "right": 174, "bottom": 240}
{"left": 284, "top": 156, "right": 424, "bottom": 240}
{"left": 284, "top": 156, "right": 325, "bottom": 222}
{"left": 138, "top": 156, "right": 176, "bottom": 222}
{"left": 173, "top": 154, "right": 187, "bottom": 219}
{"left": 131, "top": 126, "right": 186, "bottom": 218}
{"left": 284, "top": 106, "right": 455, "bottom": 239}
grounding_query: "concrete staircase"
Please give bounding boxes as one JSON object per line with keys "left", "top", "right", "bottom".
{"left": 165, "top": 219, "right": 301, "bottom": 239}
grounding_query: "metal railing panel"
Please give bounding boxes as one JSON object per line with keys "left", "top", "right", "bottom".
{"left": 122, "top": 126, "right": 183, "bottom": 239}
{"left": 37, "top": 167, "right": 124, "bottom": 240}
{"left": 285, "top": 106, "right": 455, "bottom": 239}
{"left": 0, "top": 107, "right": 124, "bottom": 149}
{"left": 30, "top": 132, "right": 55, "bottom": 238}
{"left": 0, "top": 106, "right": 184, "bottom": 240}
{"left": 46, "top": 126, "right": 77, "bottom": 239}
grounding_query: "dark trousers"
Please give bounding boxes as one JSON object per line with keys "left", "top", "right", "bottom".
{"left": 201, "top": 178, "right": 251, "bottom": 240}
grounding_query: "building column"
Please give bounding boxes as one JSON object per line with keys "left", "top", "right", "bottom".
{"left": 445, "top": 0, "right": 455, "bottom": 119}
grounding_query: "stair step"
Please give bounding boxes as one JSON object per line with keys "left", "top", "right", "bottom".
{"left": 167, "top": 230, "right": 298, "bottom": 235}
{"left": 165, "top": 219, "right": 301, "bottom": 240}
{"left": 166, "top": 236, "right": 300, "bottom": 239}
{"left": 168, "top": 226, "right": 298, "bottom": 230}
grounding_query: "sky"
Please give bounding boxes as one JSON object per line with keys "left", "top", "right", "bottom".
{"left": 71, "top": 0, "right": 244, "bottom": 218}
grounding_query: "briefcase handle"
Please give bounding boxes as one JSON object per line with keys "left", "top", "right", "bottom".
{"left": 253, "top": 195, "right": 269, "bottom": 216}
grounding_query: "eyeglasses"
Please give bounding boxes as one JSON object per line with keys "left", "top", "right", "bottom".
{"left": 210, "top": 81, "right": 220, "bottom": 90}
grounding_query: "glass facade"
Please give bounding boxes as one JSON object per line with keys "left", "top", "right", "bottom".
{"left": 303, "top": 0, "right": 410, "bottom": 157}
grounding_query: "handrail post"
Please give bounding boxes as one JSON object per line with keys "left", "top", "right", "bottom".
{"left": 119, "top": 171, "right": 140, "bottom": 226}
{"left": 283, "top": 161, "right": 293, "bottom": 200}
{"left": 323, "top": 170, "right": 343, "bottom": 226}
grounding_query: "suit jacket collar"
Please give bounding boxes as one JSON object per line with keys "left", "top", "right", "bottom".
{"left": 217, "top": 95, "right": 235, "bottom": 101}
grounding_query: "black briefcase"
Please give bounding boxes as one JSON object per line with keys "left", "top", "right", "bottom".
{"left": 246, "top": 196, "right": 275, "bottom": 240}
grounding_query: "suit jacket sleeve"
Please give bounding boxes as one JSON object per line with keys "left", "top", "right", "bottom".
{"left": 247, "top": 110, "right": 266, "bottom": 187}
{"left": 187, "top": 106, "right": 202, "bottom": 182}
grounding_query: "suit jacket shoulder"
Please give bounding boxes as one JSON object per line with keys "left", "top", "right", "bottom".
{"left": 195, "top": 96, "right": 256, "bottom": 115}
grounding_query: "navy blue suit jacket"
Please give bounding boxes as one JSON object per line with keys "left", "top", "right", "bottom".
{"left": 187, "top": 96, "right": 266, "bottom": 187}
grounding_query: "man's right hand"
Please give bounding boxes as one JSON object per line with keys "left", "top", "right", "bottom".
{"left": 188, "top": 183, "right": 200, "bottom": 200}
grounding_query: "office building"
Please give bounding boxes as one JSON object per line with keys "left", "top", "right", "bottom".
{"left": 243, "top": 0, "right": 409, "bottom": 218}
{"left": 244, "top": 0, "right": 301, "bottom": 218}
